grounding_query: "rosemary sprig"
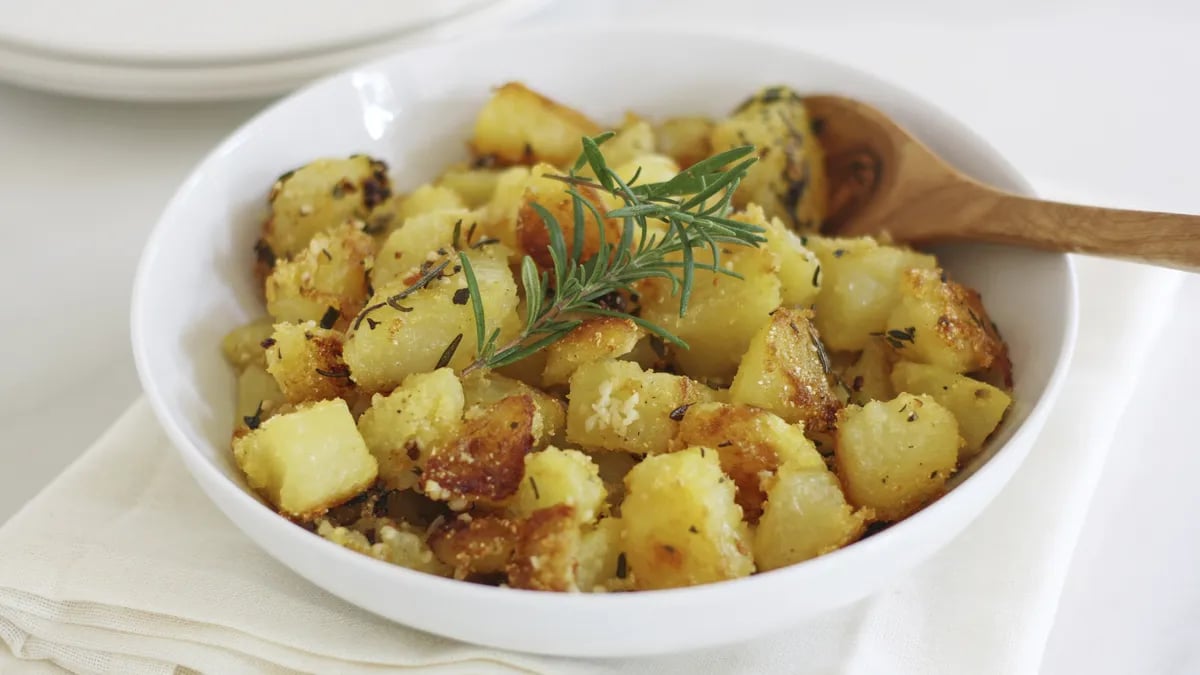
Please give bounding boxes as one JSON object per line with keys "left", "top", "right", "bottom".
{"left": 460, "top": 134, "right": 764, "bottom": 374}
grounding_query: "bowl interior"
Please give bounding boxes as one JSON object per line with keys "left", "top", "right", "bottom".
{"left": 132, "top": 28, "right": 1075, "bottom": 655}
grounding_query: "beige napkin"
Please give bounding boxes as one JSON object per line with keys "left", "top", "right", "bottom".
{"left": 0, "top": 258, "right": 1183, "bottom": 675}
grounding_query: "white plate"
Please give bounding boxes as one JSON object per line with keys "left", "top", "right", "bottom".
{"left": 132, "top": 27, "right": 1077, "bottom": 656}
{"left": 0, "top": 0, "right": 553, "bottom": 101}
{"left": 0, "top": 0, "right": 492, "bottom": 65}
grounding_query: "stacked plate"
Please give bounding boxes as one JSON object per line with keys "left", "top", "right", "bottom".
{"left": 0, "top": 0, "right": 553, "bottom": 101}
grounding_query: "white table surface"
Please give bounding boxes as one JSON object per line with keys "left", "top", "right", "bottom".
{"left": 0, "top": 1, "right": 1197, "bottom": 673}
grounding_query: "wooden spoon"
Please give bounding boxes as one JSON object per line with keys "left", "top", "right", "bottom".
{"left": 804, "top": 95, "right": 1200, "bottom": 271}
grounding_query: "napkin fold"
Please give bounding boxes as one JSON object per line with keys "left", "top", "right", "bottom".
{"left": 0, "top": 258, "right": 1184, "bottom": 675}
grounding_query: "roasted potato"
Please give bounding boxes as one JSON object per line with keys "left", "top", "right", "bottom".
{"left": 655, "top": 116, "right": 714, "bottom": 169}
{"left": 437, "top": 166, "right": 506, "bottom": 208}
{"left": 622, "top": 448, "right": 754, "bottom": 590}
{"left": 263, "top": 155, "right": 391, "bottom": 260}
{"left": 372, "top": 210, "right": 487, "bottom": 289}
{"left": 806, "top": 236, "right": 936, "bottom": 351}
{"left": 234, "top": 363, "right": 285, "bottom": 431}
{"left": 565, "top": 359, "right": 719, "bottom": 455}
{"left": 885, "top": 268, "right": 1008, "bottom": 375}
{"left": 460, "top": 369, "right": 566, "bottom": 446}
{"left": 711, "top": 86, "right": 827, "bottom": 231}
{"left": 471, "top": 82, "right": 601, "bottom": 167}
{"left": 509, "top": 447, "right": 606, "bottom": 523}
{"left": 221, "top": 317, "right": 274, "bottom": 371}
{"left": 423, "top": 395, "right": 538, "bottom": 506}
{"left": 356, "top": 368, "right": 465, "bottom": 491}
{"left": 318, "top": 518, "right": 450, "bottom": 577}
{"left": 638, "top": 242, "right": 782, "bottom": 383}
{"left": 890, "top": 361, "right": 1012, "bottom": 457}
{"left": 842, "top": 338, "right": 896, "bottom": 405}
{"left": 754, "top": 464, "right": 868, "bottom": 570}
{"left": 233, "top": 399, "right": 378, "bottom": 518}
{"left": 674, "top": 402, "right": 825, "bottom": 521}
{"left": 728, "top": 308, "right": 842, "bottom": 433}
{"left": 265, "top": 221, "right": 375, "bottom": 331}
{"left": 542, "top": 317, "right": 643, "bottom": 387}
{"left": 836, "top": 393, "right": 961, "bottom": 521}
{"left": 263, "top": 321, "right": 354, "bottom": 404}
{"left": 342, "top": 248, "right": 519, "bottom": 393}
{"left": 429, "top": 513, "right": 519, "bottom": 580}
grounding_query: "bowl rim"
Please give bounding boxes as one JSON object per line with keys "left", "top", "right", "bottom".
{"left": 130, "top": 25, "right": 1079, "bottom": 611}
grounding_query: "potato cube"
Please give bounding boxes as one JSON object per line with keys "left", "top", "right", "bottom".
{"left": 263, "top": 155, "right": 390, "bottom": 259}
{"left": 565, "top": 359, "right": 718, "bottom": 455}
{"left": 232, "top": 399, "right": 377, "bottom": 517}
{"left": 806, "top": 236, "right": 936, "bottom": 351}
{"left": 265, "top": 221, "right": 375, "bottom": 330}
{"left": 470, "top": 82, "right": 601, "bottom": 168}
{"left": 836, "top": 393, "right": 961, "bottom": 521}
{"left": 263, "top": 322, "right": 354, "bottom": 404}
{"left": 885, "top": 268, "right": 1008, "bottom": 374}
{"left": 460, "top": 370, "right": 565, "bottom": 446}
{"left": 655, "top": 116, "right": 714, "bottom": 169}
{"left": 343, "top": 248, "right": 519, "bottom": 393}
{"left": 372, "top": 209, "right": 486, "bottom": 288}
{"left": 711, "top": 87, "right": 826, "bottom": 231}
{"left": 357, "top": 368, "right": 464, "bottom": 490}
{"left": 235, "top": 364, "right": 285, "bottom": 431}
{"left": 890, "top": 361, "right": 1012, "bottom": 457}
{"left": 507, "top": 504, "right": 584, "bottom": 592}
{"left": 753, "top": 464, "right": 867, "bottom": 570}
{"left": 423, "top": 395, "right": 538, "bottom": 505}
{"left": 622, "top": 448, "right": 754, "bottom": 590}
{"left": 611, "top": 153, "right": 680, "bottom": 186}
{"left": 576, "top": 517, "right": 627, "bottom": 591}
{"left": 638, "top": 243, "right": 782, "bottom": 383}
{"left": 428, "top": 513, "right": 519, "bottom": 579}
{"left": 842, "top": 339, "right": 896, "bottom": 405}
{"left": 437, "top": 167, "right": 506, "bottom": 209}
{"left": 509, "top": 447, "right": 607, "bottom": 523}
{"left": 221, "top": 317, "right": 274, "bottom": 371}
{"left": 542, "top": 317, "right": 643, "bottom": 387}
{"left": 587, "top": 115, "right": 655, "bottom": 171}
{"left": 675, "top": 402, "right": 824, "bottom": 521}
{"left": 728, "top": 308, "right": 842, "bottom": 433}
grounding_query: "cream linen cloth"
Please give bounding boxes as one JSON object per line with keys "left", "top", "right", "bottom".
{"left": 0, "top": 258, "right": 1184, "bottom": 675}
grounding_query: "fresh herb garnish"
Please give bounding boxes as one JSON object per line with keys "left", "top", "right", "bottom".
{"left": 457, "top": 134, "right": 762, "bottom": 373}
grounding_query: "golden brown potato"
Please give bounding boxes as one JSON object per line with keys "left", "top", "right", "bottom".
{"left": 507, "top": 504, "right": 583, "bottom": 591}
{"left": 885, "top": 268, "right": 1008, "bottom": 375}
{"left": 890, "top": 361, "right": 1012, "bottom": 457}
{"left": 622, "top": 448, "right": 754, "bottom": 590}
{"left": 460, "top": 369, "right": 566, "bottom": 446}
{"left": 371, "top": 210, "right": 487, "bottom": 288}
{"left": 728, "top": 308, "right": 842, "bottom": 434}
{"left": 470, "top": 82, "right": 601, "bottom": 168}
{"left": 754, "top": 464, "right": 867, "bottom": 570}
{"left": 265, "top": 221, "right": 375, "bottom": 331}
{"left": 232, "top": 399, "right": 377, "bottom": 518}
{"left": 356, "top": 368, "right": 464, "bottom": 491}
{"left": 263, "top": 321, "right": 354, "bottom": 404}
{"left": 428, "top": 513, "right": 519, "bottom": 580}
{"left": 318, "top": 518, "right": 451, "bottom": 577}
{"left": 576, "top": 517, "right": 627, "bottom": 591}
{"left": 711, "top": 86, "right": 827, "bottom": 231}
{"left": 637, "top": 242, "right": 782, "bottom": 383}
{"left": 263, "top": 155, "right": 391, "bottom": 260}
{"left": 423, "top": 395, "right": 538, "bottom": 506}
{"left": 842, "top": 338, "right": 896, "bottom": 405}
{"left": 589, "top": 114, "right": 656, "bottom": 171}
{"left": 542, "top": 317, "right": 643, "bottom": 387}
{"left": 806, "top": 236, "right": 936, "bottom": 351}
{"left": 221, "top": 317, "right": 274, "bottom": 371}
{"left": 437, "top": 166, "right": 506, "bottom": 208}
{"left": 516, "top": 167, "right": 621, "bottom": 270}
{"left": 836, "top": 393, "right": 961, "bottom": 521}
{"left": 675, "top": 402, "right": 825, "bottom": 521}
{"left": 655, "top": 116, "right": 714, "bottom": 169}
{"left": 509, "top": 447, "right": 606, "bottom": 523}
{"left": 342, "top": 248, "right": 519, "bottom": 393}
{"left": 235, "top": 363, "right": 285, "bottom": 431}
{"left": 565, "top": 359, "right": 719, "bottom": 455}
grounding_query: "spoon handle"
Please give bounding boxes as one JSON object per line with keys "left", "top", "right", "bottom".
{"left": 932, "top": 183, "right": 1200, "bottom": 272}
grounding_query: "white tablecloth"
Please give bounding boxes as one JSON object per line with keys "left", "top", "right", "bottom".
{"left": 1, "top": 1, "right": 1197, "bottom": 672}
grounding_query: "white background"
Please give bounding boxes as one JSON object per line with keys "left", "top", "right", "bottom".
{"left": 0, "top": 1, "right": 1197, "bottom": 672}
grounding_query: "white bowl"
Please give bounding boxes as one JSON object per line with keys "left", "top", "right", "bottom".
{"left": 131, "top": 28, "right": 1077, "bottom": 658}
